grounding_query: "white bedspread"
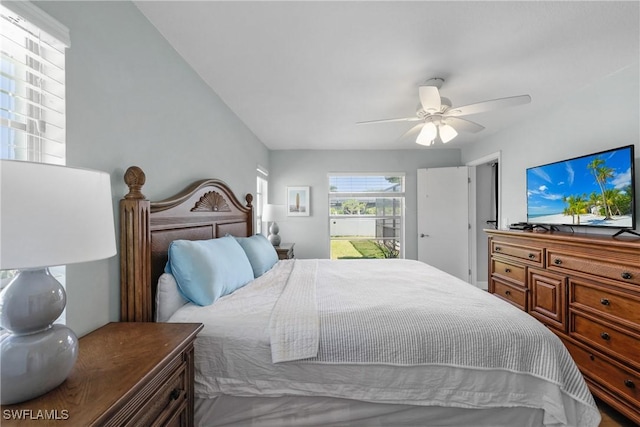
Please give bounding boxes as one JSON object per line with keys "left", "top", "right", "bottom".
{"left": 169, "top": 259, "right": 600, "bottom": 427}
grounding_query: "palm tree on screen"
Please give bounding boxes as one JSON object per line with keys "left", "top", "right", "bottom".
{"left": 563, "top": 194, "right": 587, "bottom": 224}
{"left": 587, "top": 157, "right": 615, "bottom": 219}
{"left": 588, "top": 192, "right": 601, "bottom": 215}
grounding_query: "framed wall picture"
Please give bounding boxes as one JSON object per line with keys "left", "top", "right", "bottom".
{"left": 286, "top": 186, "right": 310, "bottom": 216}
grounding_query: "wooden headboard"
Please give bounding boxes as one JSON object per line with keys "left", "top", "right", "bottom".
{"left": 119, "top": 166, "right": 253, "bottom": 322}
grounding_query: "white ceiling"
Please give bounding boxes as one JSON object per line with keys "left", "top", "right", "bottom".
{"left": 134, "top": 1, "right": 639, "bottom": 150}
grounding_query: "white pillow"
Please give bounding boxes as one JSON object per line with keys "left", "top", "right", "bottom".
{"left": 155, "top": 273, "right": 188, "bottom": 322}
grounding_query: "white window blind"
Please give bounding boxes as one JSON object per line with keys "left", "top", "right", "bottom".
{"left": 256, "top": 166, "right": 269, "bottom": 234}
{"left": 1, "top": 2, "right": 69, "bottom": 164}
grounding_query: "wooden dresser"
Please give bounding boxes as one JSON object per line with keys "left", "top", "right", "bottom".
{"left": 486, "top": 229, "right": 640, "bottom": 424}
{"left": 1, "top": 322, "right": 202, "bottom": 426}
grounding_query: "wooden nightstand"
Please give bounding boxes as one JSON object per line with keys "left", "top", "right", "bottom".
{"left": 275, "top": 242, "right": 295, "bottom": 260}
{"left": 1, "top": 322, "right": 202, "bottom": 426}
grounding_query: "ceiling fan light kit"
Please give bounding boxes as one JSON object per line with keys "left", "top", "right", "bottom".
{"left": 439, "top": 123, "right": 458, "bottom": 143}
{"left": 357, "top": 77, "right": 531, "bottom": 147}
{"left": 416, "top": 122, "right": 437, "bottom": 146}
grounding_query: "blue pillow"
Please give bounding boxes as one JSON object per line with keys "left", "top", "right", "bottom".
{"left": 165, "top": 236, "right": 254, "bottom": 306}
{"left": 235, "top": 234, "right": 279, "bottom": 278}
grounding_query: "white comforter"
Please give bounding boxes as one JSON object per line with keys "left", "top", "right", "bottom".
{"left": 169, "top": 259, "right": 600, "bottom": 427}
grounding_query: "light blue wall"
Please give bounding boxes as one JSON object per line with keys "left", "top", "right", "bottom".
{"left": 268, "top": 149, "right": 462, "bottom": 260}
{"left": 36, "top": 1, "right": 269, "bottom": 336}
{"left": 461, "top": 62, "right": 640, "bottom": 235}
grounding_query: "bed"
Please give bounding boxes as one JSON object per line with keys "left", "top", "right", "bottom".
{"left": 119, "top": 166, "right": 601, "bottom": 427}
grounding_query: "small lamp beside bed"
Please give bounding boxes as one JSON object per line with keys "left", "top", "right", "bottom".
{"left": 262, "top": 203, "right": 285, "bottom": 246}
{"left": 0, "top": 160, "right": 117, "bottom": 405}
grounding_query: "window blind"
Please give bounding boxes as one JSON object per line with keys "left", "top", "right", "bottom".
{"left": 256, "top": 167, "right": 269, "bottom": 234}
{"left": 1, "top": 3, "right": 68, "bottom": 164}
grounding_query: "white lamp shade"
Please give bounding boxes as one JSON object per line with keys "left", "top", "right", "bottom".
{"left": 416, "top": 122, "right": 437, "bottom": 146}
{"left": 439, "top": 123, "right": 458, "bottom": 143}
{"left": 0, "top": 160, "right": 117, "bottom": 270}
{"left": 262, "top": 204, "right": 285, "bottom": 222}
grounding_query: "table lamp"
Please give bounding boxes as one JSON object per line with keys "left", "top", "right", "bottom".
{"left": 262, "top": 204, "right": 285, "bottom": 246}
{"left": 0, "top": 160, "right": 117, "bottom": 405}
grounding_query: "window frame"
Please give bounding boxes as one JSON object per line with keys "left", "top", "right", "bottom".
{"left": 328, "top": 173, "right": 406, "bottom": 259}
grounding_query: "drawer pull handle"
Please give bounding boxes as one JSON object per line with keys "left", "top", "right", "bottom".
{"left": 505, "top": 290, "right": 511, "bottom": 296}
{"left": 600, "top": 298, "right": 610, "bottom": 306}
{"left": 589, "top": 354, "right": 595, "bottom": 361}
{"left": 528, "top": 254, "right": 536, "bottom": 259}
{"left": 495, "top": 246, "right": 502, "bottom": 252}
{"left": 621, "top": 272, "right": 633, "bottom": 280}
{"left": 554, "top": 259, "right": 562, "bottom": 265}
{"left": 505, "top": 268, "right": 511, "bottom": 273}
{"left": 624, "top": 379, "right": 635, "bottom": 389}
{"left": 169, "top": 388, "right": 181, "bottom": 401}
{"left": 600, "top": 332, "right": 611, "bottom": 341}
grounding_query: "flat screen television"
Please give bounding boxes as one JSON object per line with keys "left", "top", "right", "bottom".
{"left": 526, "top": 144, "right": 636, "bottom": 231}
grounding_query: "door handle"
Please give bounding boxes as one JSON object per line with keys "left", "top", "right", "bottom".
{"left": 420, "top": 233, "right": 429, "bottom": 238}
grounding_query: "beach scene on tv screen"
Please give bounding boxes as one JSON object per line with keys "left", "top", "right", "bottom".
{"left": 527, "top": 147, "right": 634, "bottom": 228}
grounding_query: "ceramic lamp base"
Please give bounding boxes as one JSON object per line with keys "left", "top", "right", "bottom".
{"left": 1, "top": 324, "right": 78, "bottom": 404}
{"left": 268, "top": 221, "right": 281, "bottom": 246}
{"left": 0, "top": 268, "right": 78, "bottom": 404}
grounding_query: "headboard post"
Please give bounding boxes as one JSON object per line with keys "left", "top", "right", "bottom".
{"left": 120, "top": 166, "right": 152, "bottom": 322}
{"left": 245, "top": 193, "right": 254, "bottom": 235}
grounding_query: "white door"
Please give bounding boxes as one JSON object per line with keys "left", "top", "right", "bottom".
{"left": 417, "top": 167, "right": 470, "bottom": 282}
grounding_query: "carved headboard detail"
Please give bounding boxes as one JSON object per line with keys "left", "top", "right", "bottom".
{"left": 119, "top": 166, "right": 253, "bottom": 322}
{"left": 191, "top": 191, "right": 231, "bottom": 212}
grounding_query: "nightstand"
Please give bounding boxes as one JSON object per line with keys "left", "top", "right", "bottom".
{"left": 275, "top": 242, "right": 295, "bottom": 259}
{"left": 1, "top": 322, "right": 203, "bottom": 426}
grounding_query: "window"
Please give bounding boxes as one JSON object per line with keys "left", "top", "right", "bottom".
{"left": 1, "top": 2, "right": 68, "bottom": 163}
{"left": 1, "top": 2, "right": 69, "bottom": 320}
{"left": 329, "top": 174, "right": 405, "bottom": 259}
{"left": 255, "top": 166, "right": 269, "bottom": 234}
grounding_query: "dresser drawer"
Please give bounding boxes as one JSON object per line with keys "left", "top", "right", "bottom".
{"left": 491, "top": 240, "right": 543, "bottom": 267}
{"left": 570, "top": 311, "right": 640, "bottom": 370}
{"left": 548, "top": 250, "right": 640, "bottom": 286}
{"left": 492, "top": 259, "right": 526, "bottom": 285}
{"left": 101, "top": 351, "right": 188, "bottom": 427}
{"left": 491, "top": 277, "right": 527, "bottom": 310}
{"left": 562, "top": 338, "right": 640, "bottom": 407}
{"left": 126, "top": 355, "right": 188, "bottom": 427}
{"left": 570, "top": 278, "right": 640, "bottom": 330}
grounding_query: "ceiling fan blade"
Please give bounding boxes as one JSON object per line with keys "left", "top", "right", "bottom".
{"left": 444, "top": 116, "right": 485, "bottom": 133}
{"left": 399, "top": 123, "right": 424, "bottom": 141}
{"left": 356, "top": 117, "right": 419, "bottom": 125}
{"left": 419, "top": 86, "right": 441, "bottom": 113}
{"left": 446, "top": 95, "right": 531, "bottom": 117}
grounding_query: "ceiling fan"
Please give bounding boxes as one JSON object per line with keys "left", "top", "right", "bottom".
{"left": 357, "top": 78, "right": 531, "bottom": 146}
